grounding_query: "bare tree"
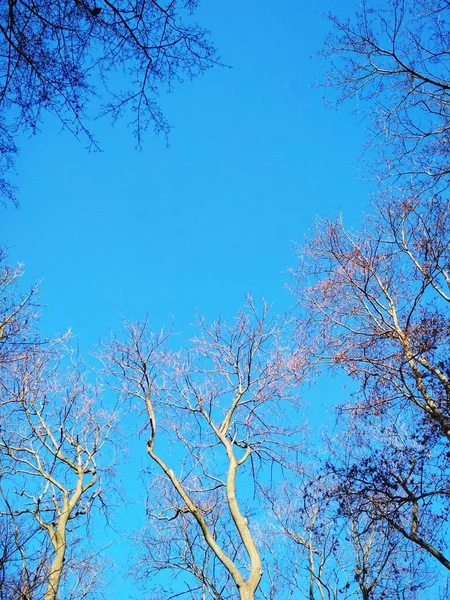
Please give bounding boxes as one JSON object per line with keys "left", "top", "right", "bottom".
{"left": 295, "top": 195, "right": 450, "bottom": 439}
{"left": 0, "top": 514, "right": 51, "bottom": 600}
{"left": 263, "top": 467, "right": 429, "bottom": 600}
{"left": 323, "top": 0, "right": 450, "bottom": 193}
{"left": 0, "top": 249, "right": 40, "bottom": 369}
{"left": 293, "top": 195, "right": 450, "bottom": 576}
{"left": 328, "top": 405, "right": 450, "bottom": 574}
{"left": 0, "top": 340, "right": 115, "bottom": 600}
{"left": 263, "top": 474, "right": 345, "bottom": 600}
{"left": 0, "top": 0, "right": 218, "bottom": 204}
{"left": 105, "top": 301, "right": 300, "bottom": 600}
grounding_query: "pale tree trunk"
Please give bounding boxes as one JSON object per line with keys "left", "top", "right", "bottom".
{"left": 42, "top": 475, "right": 87, "bottom": 600}
{"left": 44, "top": 523, "right": 67, "bottom": 600}
{"left": 239, "top": 586, "right": 255, "bottom": 600}
{"left": 107, "top": 310, "right": 289, "bottom": 600}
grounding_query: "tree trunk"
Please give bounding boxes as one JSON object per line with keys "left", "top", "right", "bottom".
{"left": 239, "top": 587, "right": 255, "bottom": 600}
{"left": 43, "top": 527, "right": 66, "bottom": 600}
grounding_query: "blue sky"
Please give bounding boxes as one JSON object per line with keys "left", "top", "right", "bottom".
{"left": 4, "top": 0, "right": 369, "bottom": 347}
{"left": 3, "top": 1, "right": 372, "bottom": 596}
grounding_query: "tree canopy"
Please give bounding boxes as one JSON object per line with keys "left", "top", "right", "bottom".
{"left": 0, "top": 0, "right": 217, "bottom": 203}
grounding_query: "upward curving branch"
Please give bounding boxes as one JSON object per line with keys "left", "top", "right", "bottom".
{"left": 105, "top": 302, "right": 299, "bottom": 600}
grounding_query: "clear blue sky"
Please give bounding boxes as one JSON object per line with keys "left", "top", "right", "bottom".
{"left": 4, "top": 0, "right": 369, "bottom": 346}
{"left": 3, "top": 1, "right": 371, "bottom": 596}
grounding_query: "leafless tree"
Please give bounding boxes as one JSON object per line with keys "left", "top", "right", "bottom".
{"left": 323, "top": 0, "right": 450, "bottom": 193}
{"left": 105, "top": 301, "right": 301, "bottom": 600}
{"left": 0, "top": 514, "right": 51, "bottom": 600}
{"left": 263, "top": 466, "right": 429, "bottom": 600}
{"left": 0, "top": 0, "right": 218, "bottom": 204}
{"left": 262, "top": 474, "right": 345, "bottom": 600}
{"left": 293, "top": 195, "right": 450, "bottom": 578}
{"left": 328, "top": 405, "right": 450, "bottom": 574}
{"left": 295, "top": 195, "right": 450, "bottom": 439}
{"left": 0, "top": 339, "right": 115, "bottom": 600}
{"left": 0, "top": 248, "right": 40, "bottom": 369}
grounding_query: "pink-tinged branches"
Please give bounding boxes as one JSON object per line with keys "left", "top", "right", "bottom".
{"left": 295, "top": 196, "right": 450, "bottom": 439}
{"left": 293, "top": 195, "right": 450, "bottom": 575}
{"left": 0, "top": 249, "right": 116, "bottom": 598}
{"left": 0, "top": 330, "right": 115, "bottom": 599}
{"left": 105, "top": 300, "right": 301, "bottom": 600}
